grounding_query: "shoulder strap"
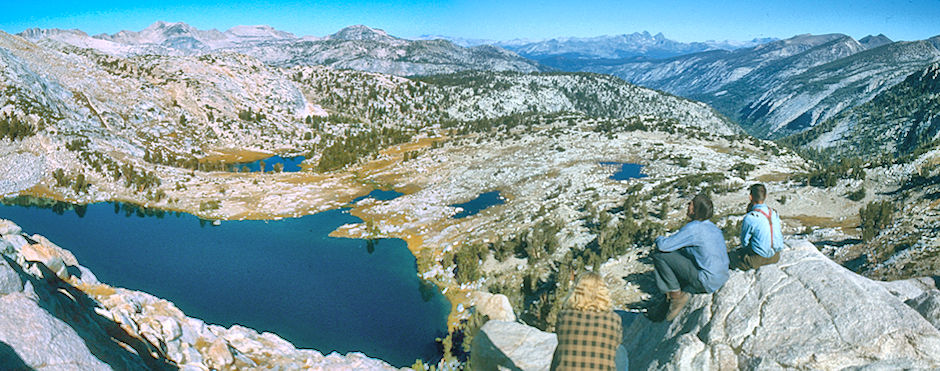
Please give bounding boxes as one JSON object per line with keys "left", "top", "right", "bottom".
{"left": 756, "top": 207, "right": 774, "bottom": 250}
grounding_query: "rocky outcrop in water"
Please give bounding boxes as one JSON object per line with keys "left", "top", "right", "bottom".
{"left": 0, "top": 219, "right": 399, "bottom": 370}
{"left": 472, "top": 239, "right": 940, "bottom": 370}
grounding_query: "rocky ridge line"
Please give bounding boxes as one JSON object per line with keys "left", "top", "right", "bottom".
{"left": 18, "top": 22, "right": 546, "bottom": 76}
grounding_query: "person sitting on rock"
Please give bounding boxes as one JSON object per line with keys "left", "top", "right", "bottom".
{"left": 551, "top": 272, "right": 623, "bottom": 371}
{"left": 650, "top": 193, "right": 729, "bottom": 322}
{"left": 732, "top": 183, "right": 784, "bottom": 270}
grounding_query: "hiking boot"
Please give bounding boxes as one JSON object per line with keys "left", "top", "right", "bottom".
{"left": 665, "top": 291, "right": 691, "bottom": 321}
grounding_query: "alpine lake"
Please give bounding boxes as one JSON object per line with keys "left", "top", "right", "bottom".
{"left": 0, "top": 162, "right": 646, "bottom": 366}
{"left": 0, "top": 189, "right": 449, "bottom": 367}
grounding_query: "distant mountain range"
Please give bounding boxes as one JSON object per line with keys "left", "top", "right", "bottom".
{"left": 18, "top": 22, "right": 783, "bottom": 78}
{"left": 17, "top": 22, "right": 940, "bottom": 156}
{"left": 783, "top": 62, "right": 940, "bottom": 157}
{"left": 18, "top": 22, "right": 546, "bottom": 76}
{"left": 415, "top": 32, "right": 777, "bottom": 70}
{"left": 0, "top": 26, "right": 739, "bottom": 166}
{"left": 580, "top": 33, "right": 940, "bottom": 144}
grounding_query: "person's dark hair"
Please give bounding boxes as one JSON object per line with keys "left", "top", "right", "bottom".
{"left": 691, "top": 193, "right": 713, "bottom": 221}
{"left": 749, "top": 183, "right": 767, "bottom": 203}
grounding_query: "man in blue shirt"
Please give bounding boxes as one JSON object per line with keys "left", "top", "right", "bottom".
{"left": 733, "top": 183, "right": 784, "bottom": 270}
{"left": 650, "top": 193, "right": 729, "bottom": 321}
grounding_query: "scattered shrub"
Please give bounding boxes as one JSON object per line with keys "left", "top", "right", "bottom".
{"left": 859, "top": 200, "right": 893, "bottom": 241}
{"left": 846, "top": 187, "right": 866, "bottom": 201}
{"left": 730, "top": 162, "right": 756, "bottom": 179}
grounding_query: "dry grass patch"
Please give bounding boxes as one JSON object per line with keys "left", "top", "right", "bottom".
{"left": 706, "top": 145, "right": 733, "bottom": 154}
{"left": 201, "top": 148, "right": 272, "bottom": 163}
{"left": 21, "top": 185, "right": 71, "bottom": 202}
{"left": 787, "top": 214, "right": 860, "bottom": 230}
{"left": 756, "top": 172, "right": 792, "bottom": 182}
{"left": 443, "top": 289, "right": 471, "bottom": 331}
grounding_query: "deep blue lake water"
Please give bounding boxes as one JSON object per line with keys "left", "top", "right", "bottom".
{"left": 233, "top": 155, "right": 306, "bottom": 173}
{"left": 450, "top": 191, "right": 504, "bottom": 219}
{"left": 600, "top": 162, "right": 647, "bottom": 180}
{"left": 0, "top": 192, "right": 448, "bottom": 367}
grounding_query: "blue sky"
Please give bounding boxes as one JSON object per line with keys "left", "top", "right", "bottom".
{"left": 1, "top": 0, "right": 939, "bottom": 42}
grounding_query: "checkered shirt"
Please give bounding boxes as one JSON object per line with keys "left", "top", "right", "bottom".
{"left": 550, "top": 309, "right": 623, "bottom": 370}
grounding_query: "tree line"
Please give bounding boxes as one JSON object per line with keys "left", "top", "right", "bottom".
{"left": 0, "top": 115, "right": 35, "bottom": 141}
{"left": 316, "top": 127, "right": 413, "bottom": 172}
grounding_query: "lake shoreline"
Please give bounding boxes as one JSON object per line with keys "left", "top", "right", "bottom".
{"left": 0, "top": 193, "right": 451, "bottom": 367}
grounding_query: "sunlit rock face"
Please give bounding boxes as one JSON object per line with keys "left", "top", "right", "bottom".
{"left": 624, "top": 240, "right": 940, "bottom": 370}
{"left": 471, "top": 240, "right": 940, "bottom": 370}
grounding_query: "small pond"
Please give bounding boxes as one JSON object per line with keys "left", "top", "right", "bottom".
{"left": 600, "top": 162, "right": 647, "bottom": 180}
{"left": 842, "top": 254, "right": 869, "bottom": 273}
{"left": 450, "top": 191, "right": 504, "bottom": 219}
{"left": 232, "top": 155, "right": 306, "bottom": 173}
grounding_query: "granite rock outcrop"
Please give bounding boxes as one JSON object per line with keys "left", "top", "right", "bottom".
{"left": 626, "top": 239, "right": 940, "bottom": 369}
{"left": 473, "top": 239, "right": 940, "bottom": 370}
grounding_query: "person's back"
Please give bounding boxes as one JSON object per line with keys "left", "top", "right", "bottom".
{"left": 736, "top": 184, "right": 784, "bottom": 270}
{"left": 552, "top": 310, "right": 622, "bottom": 370}
{"left": 551, "top": 272, "right": 623, "bottom": 371}
{"left": 656, "top": 219, "right": 729, "bottom": 293}
{"left": 741, "top": 204, "right": 783, "bottom": 257}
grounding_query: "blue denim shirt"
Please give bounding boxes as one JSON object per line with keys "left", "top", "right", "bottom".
{"left": 655, "top": 220, "right": 730, "bottom": 293}
{"left": 740, "top": 204, "right": 784, "bottom": 258}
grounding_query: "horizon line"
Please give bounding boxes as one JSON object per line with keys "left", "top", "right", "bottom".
{"left": 6, "top": 20, "right": 922, "bottom": 45}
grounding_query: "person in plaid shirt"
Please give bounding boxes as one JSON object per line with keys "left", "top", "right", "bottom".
{"left": 551, "top": 272, "right": 624, "bottom": 370}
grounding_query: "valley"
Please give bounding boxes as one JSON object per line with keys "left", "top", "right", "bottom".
{"left": 1, "top": 20, "right": 939, "bottom": 370}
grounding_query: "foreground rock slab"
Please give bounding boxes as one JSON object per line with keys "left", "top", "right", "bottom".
{"left": 471, "top": 320, "right": 557, "bottom": 371}
{"left": 625, "top": 239, "right": 940, "bottom": 370}
{"left": 472, "top": 239, "right": 940, "bottom": 370}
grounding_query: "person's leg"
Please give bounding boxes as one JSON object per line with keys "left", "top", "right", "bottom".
{"left": 651, "top": 249, "right": 700, "bottom": 320}
{"left": 652, "top": 249, "right": 704, "bottom": 292}
{"left": 651, "top": 249, "right": 682, "bottom": 293}
{"left": 653, "top": 250, "right": 703, "bottom": 290}
{"left": 741, "top": 250, "right": 781, "bottom": 270}
{"left": 730, "top": 249, "right": 754, "bottom": 270}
